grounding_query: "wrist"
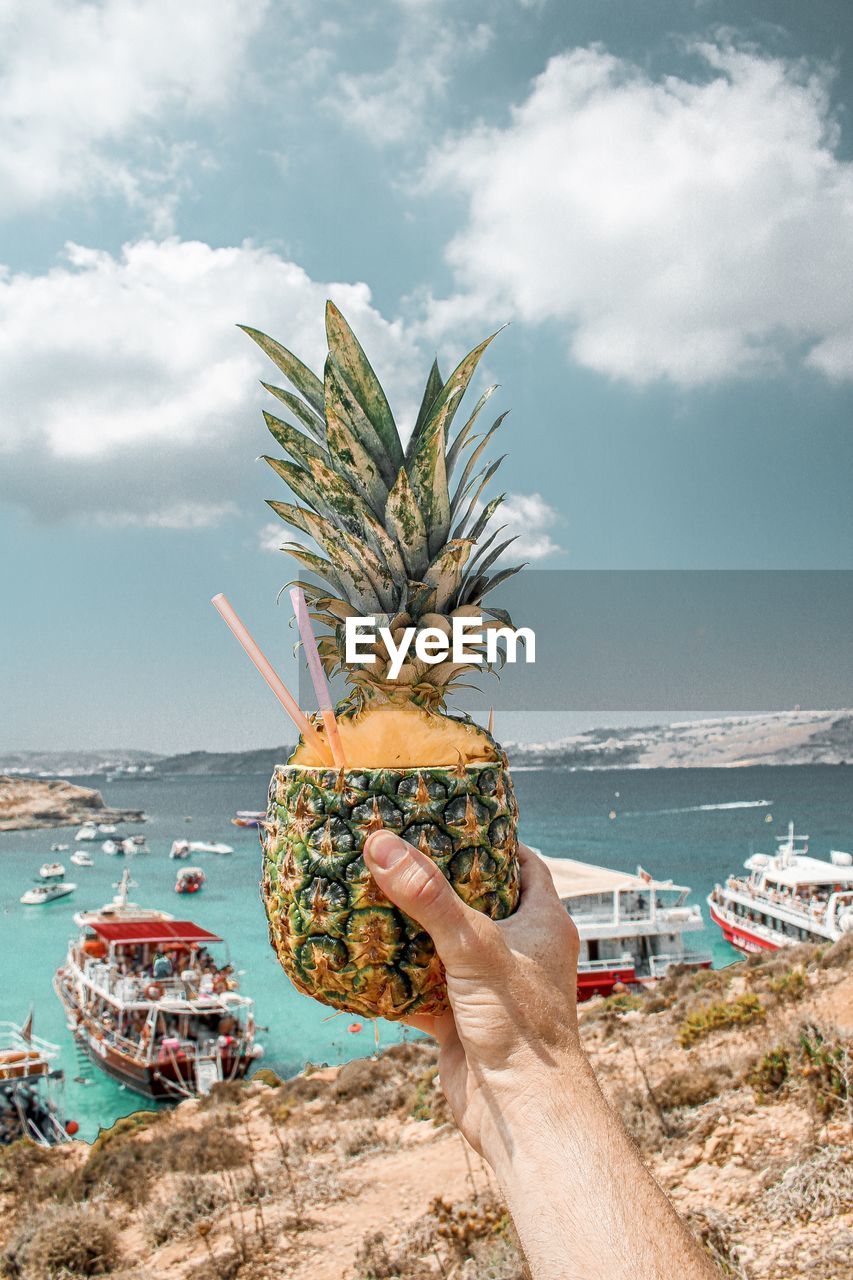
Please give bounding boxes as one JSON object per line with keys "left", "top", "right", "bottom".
{"left": 485, "top": 1042, "right": 601, "bottom": 1185}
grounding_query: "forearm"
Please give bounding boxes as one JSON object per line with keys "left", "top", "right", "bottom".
{"left": 491, "top": 1050, "right": 715, "bottom": 1280}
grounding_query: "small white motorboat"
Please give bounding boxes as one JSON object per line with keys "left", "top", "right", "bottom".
{"left": 102, "top": 840, "right": 121, "bottom": 856}
{"left": 171, "top": 839, "right": 233, "bottom": 857}
{"left": 70, "top": 851, "right": 94, "bottom": 868}
{"left": 75, "top": 825, "right": 97, "bottom": 842}
{"left": 120, "top": 838, "right": 139, "bottom": 855}
{"left": 21, "top": 882, "right": 76, "bottom": 906}
{"left": 39, "top": 863, "right": 65, "bottom": 880}
{"left": 187, "top": 841, "right": 233, "bottom": 856}
{"left": 50, "top": 843, "right": 69, "bottom": 853}
{"left": 97, "top": 824, "right": 117, "bottom": 835}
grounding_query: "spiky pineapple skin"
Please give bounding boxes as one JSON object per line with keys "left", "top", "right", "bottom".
{"left": 261, "top": 761, "right": 519, "bottom": 1019}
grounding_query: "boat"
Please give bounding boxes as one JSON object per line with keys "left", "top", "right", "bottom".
{"left": 75, "top": 824, "right": 98, "bottom": 842}
{"left": 21, "top": 881, "right": 76, "bottom": 906}
{"left": 708, "top": 821, "right": 853, "bottom": 953}
{"left": 39, "top": 862, "right": 65, "bottom": 880}
{"left": 73, "top": 869, "right": 174, "bottom": 929}
{"left": 170, "top": 839, "right": 233, "bottom": 859}
{"left": 50, "top": 843, "right": 69, "bottom": 853}
{"left": 232, "top": 810, "right": 265, "bottom": 829}
{"left": 102, "top": 840, "right": 120, "bottom": 855}
{"left": 540, "top": 853, "right": 711, "bottom": 1000}
{"left": 0, "top": 1016, "right": 75, "bottom": 1146}
{"left": 54, "top": 877, "right": 262, "bottom": 1100}
{"left": 97, "top": 824, "right": 117, "bottom": 835}
{"left": 175, "top": 867, "right": 206, "bottom": 895}
{"left": 71, "top": 850, "right": 94, "bottom": 868}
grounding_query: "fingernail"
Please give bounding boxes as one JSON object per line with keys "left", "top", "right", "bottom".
{"left": 364, "top": 831, "right": 408, "bottom": 871}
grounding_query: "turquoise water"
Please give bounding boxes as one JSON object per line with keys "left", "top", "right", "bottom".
{"left": 1, "top": 764, "right": 851, "bottom": 1140}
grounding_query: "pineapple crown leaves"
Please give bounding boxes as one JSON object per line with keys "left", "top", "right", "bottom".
{"left": 243, "top": 301, "right": 523, "bottom": 698}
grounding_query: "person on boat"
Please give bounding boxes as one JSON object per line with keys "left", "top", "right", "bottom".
{"left": 362, "top": 832, "right": 718, "bottom": 1280}
{"left": 152, "top": 951, "right": 173, "bottom": 980}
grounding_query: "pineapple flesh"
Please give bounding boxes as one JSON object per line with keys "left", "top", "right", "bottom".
{"left": 249, "top": 302, "right": 523, "bottom": 1018}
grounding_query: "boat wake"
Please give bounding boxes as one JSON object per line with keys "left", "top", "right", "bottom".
{"left": 622, "top": 800, "right": 773, "bottom": 817}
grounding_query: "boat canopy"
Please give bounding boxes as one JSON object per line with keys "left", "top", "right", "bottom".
{"left": 541, "top": 855, "right": 689, "bottom": 898}
{"left": 88, "top": 921, "right": 222, "bottom": 945}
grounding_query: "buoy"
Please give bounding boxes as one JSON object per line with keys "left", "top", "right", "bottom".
{"left": 347, "top": 1022, "right": 363, "bottom": 1034}
{"left": 65, "top": 1120, "right": 79, "bottom": 1136}
{"left": 145, "top": 983, "right": 164, "bottom": 1001}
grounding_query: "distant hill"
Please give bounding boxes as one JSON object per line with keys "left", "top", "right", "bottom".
{"left": 505, "top": 709, "right": 853, "bottom": 770}
{"left": 156, "top": 747, "right": 295, "bottom": 775}
{"left": 3, "top": 710, "right": 851, "bottom": 777}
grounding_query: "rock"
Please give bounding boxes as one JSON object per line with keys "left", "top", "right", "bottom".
{"left": 0, "top": 775, "right": 146, "bottom": 832}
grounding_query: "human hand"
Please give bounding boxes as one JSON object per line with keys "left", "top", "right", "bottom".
{"left": 362, "top": 833, "right": 583, "bottom": 1175}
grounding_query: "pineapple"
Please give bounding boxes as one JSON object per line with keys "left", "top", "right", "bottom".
{"left": 247, "top": 302, "right": 523, "bottom": 1019}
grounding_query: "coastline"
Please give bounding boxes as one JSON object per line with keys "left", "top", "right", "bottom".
{"left": 0, "top": 775, "right": 146, "bottom": 833}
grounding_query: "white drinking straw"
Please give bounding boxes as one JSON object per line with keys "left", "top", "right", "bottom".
{"left": 211, "top": 593, "right": 331, "bottom": 763}
{"left": 289, "top": 586, "right": 348, "bottom": 770}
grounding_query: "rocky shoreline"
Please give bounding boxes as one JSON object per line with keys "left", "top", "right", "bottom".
{"left": 0, "top": 776, "right": 146, "bottom": 832}
{"left": 0, "top": 938, "right": 849, "bottom": 1279}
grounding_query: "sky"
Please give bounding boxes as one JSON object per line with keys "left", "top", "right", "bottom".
{"left": 1, "top": 0, "right": 852, "bottom": 753}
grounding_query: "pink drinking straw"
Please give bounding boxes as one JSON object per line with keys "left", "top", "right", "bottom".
{"left": 211, "top": 593, "right": 331, "bottom": 763}
{"left": 289, "top": 586, "right": 348, "bottom": 770}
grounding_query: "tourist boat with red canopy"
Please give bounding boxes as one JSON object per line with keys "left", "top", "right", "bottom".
{"left": 53, "top": 872, "right": 262, "bottom": 1100}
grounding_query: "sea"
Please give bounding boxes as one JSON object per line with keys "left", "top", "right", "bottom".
{"left": 1, "top": 764, "right": 851, "bottom": 1141}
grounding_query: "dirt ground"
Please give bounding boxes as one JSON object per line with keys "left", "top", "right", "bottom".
{"left": 1, "top": 937, "right": 850, "bottom": 1280}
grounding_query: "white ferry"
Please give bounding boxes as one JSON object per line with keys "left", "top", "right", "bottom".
{"left": 708, "top": 822, "right": 853, "bottom": 953}
{"left": 540, "top": 854, "right": 710, "bottom": 999}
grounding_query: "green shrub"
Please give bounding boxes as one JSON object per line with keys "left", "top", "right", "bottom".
{"left": 747, "top": 1046, "right": 790, "bottom": 1097}
{"left": 769, "top": 967, "right": 807, "bottom": 1001}
{"left": 798, "top": 1025, "right": 851, "bottom": 1118}
{"left": 678, "top": 993, "right": 765, "bottom": 1048}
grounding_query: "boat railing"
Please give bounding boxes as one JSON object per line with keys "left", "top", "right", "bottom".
{"left": 577, "top": 954, "right": 635, "bottom": 973}
{"left": 570, "top": 904, "right": 703, "bottom": 927}
{"left": 718, "top": 879, "right": 841, "bottom": 925}
{"left": 0, "top": 1022, "right": 60, "bottom": 1074}
{"left": 77, "top": 957, "right": 246, "bottom": 1007}
{"left": 647, "top": 951, "right": 712, "bottom": 979}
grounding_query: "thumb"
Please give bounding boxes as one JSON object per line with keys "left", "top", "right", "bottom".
{"left": 364, "top": 830, "right": 486, "bottom": 969}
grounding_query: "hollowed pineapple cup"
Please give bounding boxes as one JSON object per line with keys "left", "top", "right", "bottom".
{"left": 261, "top": 761, "right": 520, "bottom": 1020}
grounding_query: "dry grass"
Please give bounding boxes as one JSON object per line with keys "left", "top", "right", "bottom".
{"left": 144, "top": 1173, "right": 222, "bottom": 1245}
{"left": 685, "top": 1209, "right": 749, "bottom": 1279}
{"left": 762, "top": 1145, "right": 853, "bottom": 1222}
{"left": 353, "top": 1192, "right": 526, "bottom": 1280}
{"left": 1, "top": 1204, "right": 119, "bottom": 1278}
{"left": 339, "top": 1120, "right": 388, "bottom": 1159}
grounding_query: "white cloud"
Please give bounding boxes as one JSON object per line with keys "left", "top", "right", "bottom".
{"left": 327, "top": 9, "right": 492, "bottom": 146}
{"left": 0, "top": 238, "right": 420, "bottom": 525}
{"left": 496, "top": 493, "right": 563, "bottom": 561}
{"left": 0, "top": 0, "right": 267, "bottom": 219}
{"left": 424, "top": 43, "right": 853, "bottom": 385}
